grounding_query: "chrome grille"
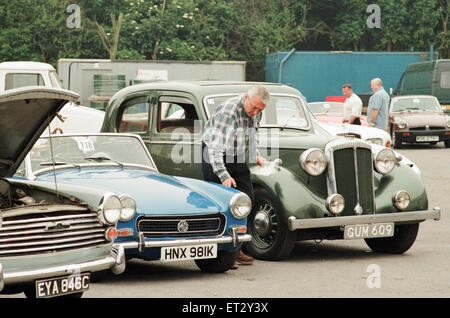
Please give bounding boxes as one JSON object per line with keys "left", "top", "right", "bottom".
{"left": 0, "top": 205, "right": 109, "bottom": 257}
{"left": 137, "top": 213, "right": 226, "bottom": 238}
{"left": 326, "top": 139, "right": 375, "bottom": 216}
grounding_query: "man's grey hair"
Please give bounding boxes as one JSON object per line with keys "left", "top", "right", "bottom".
{"left": 248, "top": 85, "right": 271, "bottom": 106}
{"left": 371, "top": 78, "right": 383, "bottom": 86}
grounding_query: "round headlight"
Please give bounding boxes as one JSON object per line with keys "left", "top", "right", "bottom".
{"left": 119, "top": 194, "right": 136, "bottom": 221}
{"left": 446, "top": 118, "right": 450, "bottom": 128}
{"left": 300, "top": 149, "right": 327, "bottom": 176}
{"left": 326, "top": 194, "right": 345, "bottom": 215}
{"left": 397, "top": 120, "right": 407, "bottom": 129}
{"left": 98, "top": 193, "right": 122, "bottom": 225}
{"left": 374, "top": 148, "right": 396, "bottom": 175}
{"left": 230, "top": 193, "right": 252, "bottom": 219}
{"left": 392, "top": 190, "right": 410, "bottom": 211}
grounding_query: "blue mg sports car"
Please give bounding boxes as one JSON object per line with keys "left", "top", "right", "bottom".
{"left": 16, "top": 133, "right": 252, "bottom": 273}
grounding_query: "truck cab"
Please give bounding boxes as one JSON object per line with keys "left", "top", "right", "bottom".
{"left": 0, "top": 61, "right": 63, "bottom": 92}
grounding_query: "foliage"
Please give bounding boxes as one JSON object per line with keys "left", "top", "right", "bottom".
{"left": 0, "top": 0, "right": 448, "bottom": 79}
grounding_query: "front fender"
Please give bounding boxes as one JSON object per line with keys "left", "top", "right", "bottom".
{"left": 250, "top": 166, "right": 330, "bottom": 222}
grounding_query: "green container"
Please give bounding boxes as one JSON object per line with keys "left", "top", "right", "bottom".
{"left": 93, "top": 74, "right": 126, "bottom": 96}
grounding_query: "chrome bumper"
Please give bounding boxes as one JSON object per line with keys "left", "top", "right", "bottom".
{"left": 0, "top": 245, "right": 125, "bottom": 292}
{"left": 119, "top": 233, "right": 252, "bottom": 252}
{"left": 288, "top": 207, "right": 441, "bottom": 231}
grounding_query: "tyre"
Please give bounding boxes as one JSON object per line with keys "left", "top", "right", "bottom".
{"left": 244, "top": 188, "right": 295, "bottom": 260}
{"left": 445, "top": 139, "right": 450, "bottom": 148}
{"left": 195, "top": 250, "right": 237, "bottom": 273}
{"left": 391, "top": 128, "right": 402, "bottom": 149}
{"left": 365, "top": 223, "right": 419, "bottom": 254}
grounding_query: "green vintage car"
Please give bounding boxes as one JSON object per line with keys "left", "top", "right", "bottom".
{"left": 102, "top": 81, "right": 441, "bottom": 260}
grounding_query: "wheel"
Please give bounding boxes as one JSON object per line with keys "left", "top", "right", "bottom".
{"left": 244, "top": 188, "right": 295, "bottom": 260}
{"left": 365, "top": 223, "right": 419, "bottom": 254}
{"left": 445, "top": 139, "right": 450, "bottom": 148}
{"left": 391, "top": 128, "right": 402, "bottom": 148}
{"left": 195, "top": 250, "right": 237, "bottom": 273}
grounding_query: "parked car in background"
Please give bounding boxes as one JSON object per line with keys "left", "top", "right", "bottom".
{"left": 0, "top": 87, "right": 125, "bottom": 298}
{"left": 389, "top": 95, "right": 450, "bottom": 148}
{"left": 102, "top": 81, "right": 440, "bottom": 261}
{"left": 18, "top": 133, "right": 251, "bottom": 273}
{"left": 308, "top": 101, "right": 368, "bottom": 126}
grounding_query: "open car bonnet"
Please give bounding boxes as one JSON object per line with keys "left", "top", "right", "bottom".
{"left": 0, "top": 86, "right": 79, "bottom": 177}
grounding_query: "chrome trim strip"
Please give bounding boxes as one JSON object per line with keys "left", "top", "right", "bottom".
{"left": 0, "top": 238, "right": 107, "bottom": 256}
{"left": 119, "top": 234, "right": 252, "bottom": 249}
{"left": 287, "top": 208, "right": 441, "bottom": 231}
{"left": 1, "top": 254, "right": 118, "bottom": 287}
{"left": 1, "top": 213, "right": 97, "bottom": 228}
{"left": 0, "top": 228, "right": 104, "bottom": 243}
{"left": 0, "top": 205, "right": 89, "bottom": 219}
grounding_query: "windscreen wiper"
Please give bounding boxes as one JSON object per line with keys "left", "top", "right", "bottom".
{"left": 84, "top": 156, "right": 124, "bottom": 169}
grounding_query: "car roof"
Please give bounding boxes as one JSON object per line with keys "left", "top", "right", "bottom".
{"left": 109, "top": 80, "right": 303, "bottom": 103}
{"left": 0, "top": 61, "right": 55, "bottom": 71}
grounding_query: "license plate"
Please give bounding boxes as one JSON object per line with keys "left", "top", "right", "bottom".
{"left": 161, "top": 244, "right": 217, "bottom": 262}
{"left": 344, "top": 223, "right": 395, "bottom": 240}
{"left": 35, "top": 273, "right": 90, "bottom": 298}
{"left": 416, "top": 135, "right": 438, "bottom": 142}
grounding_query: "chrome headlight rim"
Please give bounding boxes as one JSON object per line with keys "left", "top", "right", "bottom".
{"left": 397, "top": 120, "right": 407, "bottom": 129}
{"left": 299, "top": 148, "right": 327, "bottom": 176}
{"left": 229, "top": 192, "right": 252, "bottom": 219}
{"left": 119, "top": 194, "right": 137, "bottom": 222}
{"left": 446, "top": 118, "right": 450, "bottom": 128}
{"left": 392, "top": 190, "right": 410, "bottom": 211}
{"left": 326, "top": 194, "right": 345, "bottom": 215}
{"left": 98, "top": 192, "right": 122, "bottom": 225}
{"left": 373, "top": 148, "right": 396, "bottom": 175}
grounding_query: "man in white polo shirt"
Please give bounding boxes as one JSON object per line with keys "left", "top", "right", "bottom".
{"left": 342, "top": 83, "right": 363, "bottom": 125}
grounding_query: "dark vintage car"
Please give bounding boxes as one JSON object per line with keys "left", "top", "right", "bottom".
{"left": 0, "top": 87, "right": 125, "bottom": 298}
{"left": 389, "top": 95, "right": 450, "bottom": 148}
{"left": 102, "top": 81, "right": 441, "bottom": 260}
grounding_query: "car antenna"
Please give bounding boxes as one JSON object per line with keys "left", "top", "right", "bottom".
{"left": 46, "top": 115, "right": 60, "bottom": 200}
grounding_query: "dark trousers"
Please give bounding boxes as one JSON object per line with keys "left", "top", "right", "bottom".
{"left": 352, "top": 117, "right": 361, "bottom": 125}
{"left": 201, "top": 142, "right": 255, "bottom": 205}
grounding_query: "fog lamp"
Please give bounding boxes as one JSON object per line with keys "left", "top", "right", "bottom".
{"left": 393, "top": 190, "right": 410, "bottom": 211}
{"left": 326, "top": 194, "right": 345, "bottom": 215}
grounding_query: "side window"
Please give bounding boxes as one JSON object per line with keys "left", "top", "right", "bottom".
{"left": 157, "top": 97, "right": 199, "bottom": 134}
{"left": 5, "top": 73, "right": 45, "bottom": 90}
{"left": 440, "top": 71, "right": 450, "bottom": 88}
{"left": 117, "top": 96, "right": 150, "bottom": 133}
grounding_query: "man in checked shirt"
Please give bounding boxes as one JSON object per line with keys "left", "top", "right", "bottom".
{"left": 201, "top": 85, "right": 270, "bottom": 268}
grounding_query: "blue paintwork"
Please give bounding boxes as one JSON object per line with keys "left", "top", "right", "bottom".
{"left": 34, "top": 166, "right": 246, "bottom": 259}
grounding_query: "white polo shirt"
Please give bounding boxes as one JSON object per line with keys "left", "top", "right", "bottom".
{"left": 343, "top": 93, "right": 363, "bottom": 121}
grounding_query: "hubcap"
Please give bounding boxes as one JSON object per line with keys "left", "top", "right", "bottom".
{"left": 254, "top": 211, "right": 271, "bottom": 237}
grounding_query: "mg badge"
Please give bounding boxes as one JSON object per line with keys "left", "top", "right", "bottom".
{"left": 177, "top": 220, "right": 189, "bottom": 233}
